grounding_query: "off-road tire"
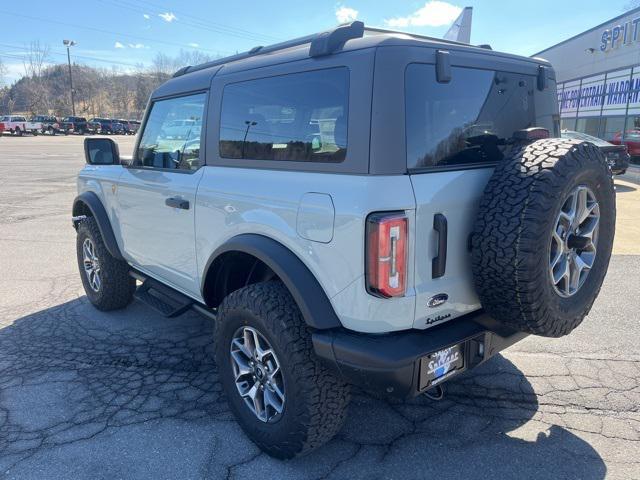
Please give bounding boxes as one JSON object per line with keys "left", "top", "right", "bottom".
{"left": 76, "top": 217, "right": 135, "bottom": 310}
{"left": 472, "top": 139, "right": 615, "bottom": 337}
{"left": 214, "top": 281, "right": 350, "bottom": 459}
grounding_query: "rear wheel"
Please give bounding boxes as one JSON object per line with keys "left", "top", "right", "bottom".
{"left": 214, "top": 281, "right": 350, "bottom": 458}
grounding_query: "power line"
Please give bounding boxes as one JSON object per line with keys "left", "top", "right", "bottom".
{"left": 0, "top": 10, "right": 234, "bottom": 56}
{"left": 0, "top": 43, "right": 143, "bottom": 69}
{"left": 101, "top": 0, "right": 280, "bottom": 43}
{"left": 110, "top": 0, "right": 282, "bottom": 43}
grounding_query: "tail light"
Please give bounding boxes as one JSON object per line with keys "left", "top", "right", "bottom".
{"left": 366, "top": 212, "right": 408, "bottom": 298}
{"left": 513, "top": 127, "right": 549, "bottom": 141}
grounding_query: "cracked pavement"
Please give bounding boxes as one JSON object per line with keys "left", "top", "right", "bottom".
{"left": 0, "top": 135, "right": 638, "bottom": 479}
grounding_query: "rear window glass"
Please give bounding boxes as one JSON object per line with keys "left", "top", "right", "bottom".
{"left": 219, "top": 67, "right": 349, "bottom": 163}
{"left": 406, "top": 64, "right": 536, "bottom": 169}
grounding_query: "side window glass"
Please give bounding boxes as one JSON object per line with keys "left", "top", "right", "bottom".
{"left": 219, "top": 67, "right": 349, "bottom": 163}
{"left": 136, "top": 93, "right": 206, "bottom": 171}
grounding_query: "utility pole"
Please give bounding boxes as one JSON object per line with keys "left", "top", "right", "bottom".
{"left": 63, "top": 40, "right": 76, "bottom": 116}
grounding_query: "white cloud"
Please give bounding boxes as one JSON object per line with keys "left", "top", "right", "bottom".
{"left": 158, "top": 12, "right": 177, "bottom": 22}
{"left": 2, "top": 62, "right": 38, "bottom": 84}
{"left": 128, "top": 43, "right": 146, "bottom": 49}
{"left": 335, "top": 5, "right": 358, "bottom": 23}
{"left": 143, "top": 13, "right": 150, "bottom": 19}
{"left": 385, "top": 1, "right": 461, "bottom": 28}
{"left": 114, "top": 41, "right": 125, "bottom": 49}
{"left": 188, "top": 42, "right": 199, "bottom": 48}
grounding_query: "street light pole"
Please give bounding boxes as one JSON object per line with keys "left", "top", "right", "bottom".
{"left": 63, "top": 40, "right": 76, "bottom": 116}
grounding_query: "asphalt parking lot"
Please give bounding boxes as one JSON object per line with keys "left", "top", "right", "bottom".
{"left": 0, "top": 134, "right": 639, "bottom": 479}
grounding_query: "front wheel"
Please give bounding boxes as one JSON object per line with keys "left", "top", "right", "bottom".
{"left": 214, "top": 282, "right": 350, "bottom": 459}
{"left": 76, "top": 217, "right": 135, "bottom": 310}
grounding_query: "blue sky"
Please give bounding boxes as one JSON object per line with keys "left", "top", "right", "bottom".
{"left": 0, "top": 0, "right": 635, "bottom": 83}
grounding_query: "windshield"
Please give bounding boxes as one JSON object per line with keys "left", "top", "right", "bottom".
{"left": 561, "top": 130, "right": 611, "bottom": 147}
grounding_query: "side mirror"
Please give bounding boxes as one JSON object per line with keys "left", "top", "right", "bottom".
{"left": 84, "top": 137, "right": 120, "bottom": 165}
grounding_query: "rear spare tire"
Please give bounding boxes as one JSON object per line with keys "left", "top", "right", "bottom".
{"left": 472, "top": 139, "right": 615, "bottom": 337}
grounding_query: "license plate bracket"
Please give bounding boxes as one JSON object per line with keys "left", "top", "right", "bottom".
{"left": 419, "top": 342, "right": 466, "bottom": 390}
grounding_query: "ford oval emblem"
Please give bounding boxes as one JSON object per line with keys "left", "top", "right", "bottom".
{"left": 427, "top": 293, "right": 449, "bottom": 308}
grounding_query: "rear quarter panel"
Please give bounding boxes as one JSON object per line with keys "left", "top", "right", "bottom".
{"left": 195, "top": 168, "right": 418, "bottom": 333}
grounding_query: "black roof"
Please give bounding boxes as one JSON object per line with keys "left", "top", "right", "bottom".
{"left": 153, "top": 21, "right": 549, "bottom": 99}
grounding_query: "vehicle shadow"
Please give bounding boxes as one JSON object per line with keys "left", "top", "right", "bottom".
{"left": 615, "top": 184, "right": 636, "bottom": 193}
{"left": 0, "top": 298, "right": 606, "bottom": 479}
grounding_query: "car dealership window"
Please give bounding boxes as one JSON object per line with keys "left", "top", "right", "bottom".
{"left": 136, "top": 93, "right": 206, "bottom": 171}
{"left": 575, "top": 117, "right": 601, "bottom": 137}
{"left": 557, "top": 67, "right": 640, "bottom": 141}
{"left": 219, "top": 68, "right": 349, "bottom": 163}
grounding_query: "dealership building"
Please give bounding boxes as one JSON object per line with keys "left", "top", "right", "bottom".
{"left": 535, "top": 8, "right": 640, "bottom": 142}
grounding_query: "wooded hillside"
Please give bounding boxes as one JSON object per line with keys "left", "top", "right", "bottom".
{"left": 0, "top": 49, "right": 216, "bottom": 119}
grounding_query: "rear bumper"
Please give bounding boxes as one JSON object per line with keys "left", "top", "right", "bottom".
{"left": 606, "top": 152, "right": 631, "bottom": 174}
{"left": 312, "top": 310, "right": 527, "bottom": 399}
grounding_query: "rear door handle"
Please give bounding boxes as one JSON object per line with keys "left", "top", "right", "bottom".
{"left": 165, "top": 197, "right": 190, "bottom": 210}
{"left": 432, "top": 213, "right": 447, "bottom": 279}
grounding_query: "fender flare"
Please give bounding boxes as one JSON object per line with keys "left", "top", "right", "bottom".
{"left": 204, "top": 234, "right": 343, "bottom": 330}
{"left": 72, "top": 191, "right": 124, "bottom": 261}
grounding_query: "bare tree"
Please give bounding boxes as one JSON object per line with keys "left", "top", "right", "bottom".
{"left": 150, "top": 52, "right": 177, "bottom": 81}
{"left": 21, "top": 42, "right": 52, "bottom": 114}
{"left": 0, "top": 58, "right": 7, "bottom": 85}
{"left": 0, "top": 59, "right": 7, "bottom": 113}
{"left": 23, "top": 41, "right": 50, "bottom": 78}
{"left": 7, "top": 96, "right": 16, "bottom": 115}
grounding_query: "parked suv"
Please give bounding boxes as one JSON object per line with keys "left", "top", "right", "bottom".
{"left": 117, "top": 119, "right": 139, "bottom": 135}
{"left": 91, "top": 118, "right": 123, "bottom": 135}
{"left": 73, "top": 22, "right": 616, "bottom": 459}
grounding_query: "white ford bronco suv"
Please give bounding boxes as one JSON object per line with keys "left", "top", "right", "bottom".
{"left": 72, "top": 22, "right": 615, "bottom": 458}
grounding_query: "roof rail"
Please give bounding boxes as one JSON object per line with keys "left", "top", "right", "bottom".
{"left": 173, "top": 21, "right": 365, "bottom": 78}
{"left": 363, "top": 26, "right": 471, "bottom": 47}
{"left": 309, "top": 21, "right": 364, "bottom": 57}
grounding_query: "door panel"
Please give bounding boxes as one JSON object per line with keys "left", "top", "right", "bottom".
{"left": 406, "top": 62, "right": 540, "bottom": 329}
{"left": 410, "top": 169, "right": 492, "bottom": 329}
{"left": 117, "top": 168, "right": 204, "bottom": 296}
{"left": 116, "top": 91, "right": 208, "bottom": 297}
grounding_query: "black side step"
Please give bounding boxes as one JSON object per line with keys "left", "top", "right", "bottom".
{"left": 133, "top": 275, "right": 193, "bottom": 318}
